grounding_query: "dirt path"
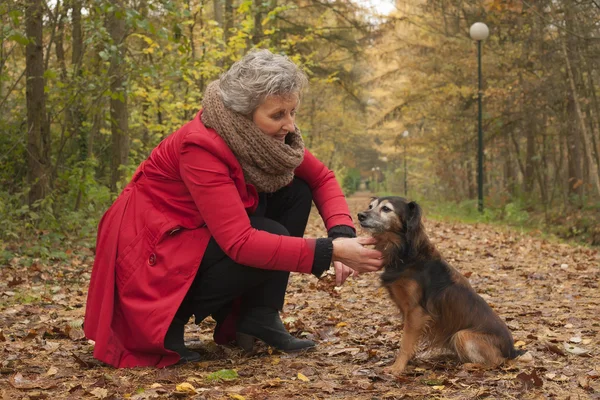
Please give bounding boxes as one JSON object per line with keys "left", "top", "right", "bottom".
{"left": 1, "top": 192, "right": 599, "bottom": 399}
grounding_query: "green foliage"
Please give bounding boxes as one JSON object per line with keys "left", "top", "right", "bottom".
{"left": 342, "top": 168, "right": 361, "bottom": 196}
{"left": 0, "top": 0, "right": 379, "bottom": 259}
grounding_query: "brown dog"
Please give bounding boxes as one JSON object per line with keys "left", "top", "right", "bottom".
{"left": 358, "top": 196, "right": 524, "bottom": 375}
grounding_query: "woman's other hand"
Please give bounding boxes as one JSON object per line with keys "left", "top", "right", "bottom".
{"left": 333, "top": 261, "right": 358, "bottom": 286}
{"left": 332, "top": 237, "right": 383, "bottom": 274}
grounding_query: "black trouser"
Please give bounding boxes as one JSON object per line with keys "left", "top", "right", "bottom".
{"left": 175, "top": 178, "right": 313, "bottom": 323}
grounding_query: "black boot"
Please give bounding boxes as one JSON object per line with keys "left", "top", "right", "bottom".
{"left": 236, "top": 307, "right": 315, "bottom": 353}
{"left": 164, "top": 317, "right": 201, "bottom": 363}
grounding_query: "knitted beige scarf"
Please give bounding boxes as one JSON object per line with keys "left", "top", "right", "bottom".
{"left": 201, "top": 81, "right": 305, "bottom": 193}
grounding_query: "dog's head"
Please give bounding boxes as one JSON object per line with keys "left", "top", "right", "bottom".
{"left": 357, "top": 196, "right": 422, "bottom": 235}
{"left": 357, "top": 196, "right": 427, "bottom": 261}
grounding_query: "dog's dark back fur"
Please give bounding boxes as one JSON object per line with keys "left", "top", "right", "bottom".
{"left": 362, "top": 196, "right": 521, "bottom": 360}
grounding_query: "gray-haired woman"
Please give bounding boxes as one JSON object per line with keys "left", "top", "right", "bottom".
{"left": 84, "top": 49, "right": 383, "bottom": 368}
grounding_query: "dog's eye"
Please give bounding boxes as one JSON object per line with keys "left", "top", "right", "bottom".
{"left": 381, "top": 206, "right": 392, "bottom": 213}
{"left": 368, "top": 204, "right": 373, "bottom": 209}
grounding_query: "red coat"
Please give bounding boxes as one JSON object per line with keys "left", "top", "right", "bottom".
{"left": 84, "top": 111, "right": 354, "bottom": 368}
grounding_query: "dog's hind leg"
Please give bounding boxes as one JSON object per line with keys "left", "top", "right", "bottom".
{"left": 451, "top": 330, "right": 505, "bottom": 367}
{"left": 385, "top": 307, "right": 429, "bottom": 375}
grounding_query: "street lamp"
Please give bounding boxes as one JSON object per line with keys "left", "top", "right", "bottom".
{"left": 402, "top": 130, "right": 409, "bottom": 196}
{"left": 470, "top": 22, "right": 489, "bottom": 213}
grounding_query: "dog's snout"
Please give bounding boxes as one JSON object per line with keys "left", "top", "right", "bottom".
{"left": 357, "top": 212, "right": 367, "bottom": 222}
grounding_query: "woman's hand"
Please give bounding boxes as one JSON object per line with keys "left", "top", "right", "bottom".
{"left": 332, "top": 237, "right": 383, "bottom": 274}
{"left": 333, "top": 261, "right": 359, "bottom": 286}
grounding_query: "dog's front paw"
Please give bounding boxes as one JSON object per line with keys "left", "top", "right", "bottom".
{"left": 383, "top": 365, "right": 406, "bottom": 376}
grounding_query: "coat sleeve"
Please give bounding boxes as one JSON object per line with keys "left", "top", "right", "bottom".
{"left": 294, "top": 149, "right": 356, "bottom": 233}
{"left": 180, "top": 135, "right": 315, "bottom": 273}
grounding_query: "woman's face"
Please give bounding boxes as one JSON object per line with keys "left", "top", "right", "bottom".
{"left": 252, "top": 94, "right": 298, "bottom": 142}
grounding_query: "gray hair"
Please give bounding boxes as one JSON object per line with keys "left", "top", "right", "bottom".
{"left": 218, "top": 49, "right": 308, "bottom": 116}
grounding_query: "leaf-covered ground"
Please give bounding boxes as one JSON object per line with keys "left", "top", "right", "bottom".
{"left": 1, "top": 192, "right": 599, "bottom": 399}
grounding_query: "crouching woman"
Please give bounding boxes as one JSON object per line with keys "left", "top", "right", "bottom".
{"left": 84, "top": 49, "right": 383, "bottom": 368}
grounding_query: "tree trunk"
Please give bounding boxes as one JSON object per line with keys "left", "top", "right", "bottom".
{"left": 523, "top": 116, "right": 536, "bottom": 193}
{"left": 108, "top": 0, "right": 129, "bottom": 192}
{"left": 252, "top": 0, "right": 262, "bottom": 45}
{"left": 26, "top": 0, "right": 51, "bottom": 205}
{"left": 55, "top": 9, "right": 67, "bottom": 80}
{"left": 71, "top": 0, "right": 85, "bottom": 160}
{"left": 224, "top": 0, "right": 233, "bottom": 44}
{"left": 213, "top": 0, "right": 223, "bottom": 26}
{"left": 562, "top": 38, "right": 600, "bottom": 196}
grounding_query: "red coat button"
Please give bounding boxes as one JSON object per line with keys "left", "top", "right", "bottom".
{"left": 148, "top": 253, "right": 157, "bottom": 266}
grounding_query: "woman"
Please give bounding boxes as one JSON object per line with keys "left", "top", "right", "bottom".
{"left": 84, "top": 49, "right": 383, "bottom": 368}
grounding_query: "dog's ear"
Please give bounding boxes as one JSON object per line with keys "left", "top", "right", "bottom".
{"left": 404, "top": 201, "right": 423, "bottom": 258}
{"left": 406, "top": 201, "right": 422, "bottom": 233}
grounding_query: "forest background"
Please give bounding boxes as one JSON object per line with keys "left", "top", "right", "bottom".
{"left": 2, "top": 0, "right": 600, "bottom": 263}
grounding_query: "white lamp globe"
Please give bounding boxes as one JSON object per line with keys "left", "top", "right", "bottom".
{"left": 470, "top": 22, "right": 489, "bottom": 41}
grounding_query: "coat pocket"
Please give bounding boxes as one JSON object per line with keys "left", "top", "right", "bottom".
{"left": 116, "top": 226, "right": 156, "bottom": 291}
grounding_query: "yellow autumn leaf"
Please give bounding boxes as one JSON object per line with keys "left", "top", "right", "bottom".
{"left": 175, "top": 382, "right": 196, "bottom": 393}
{"left": 297, "top": 372, "right": 310, "bottom": 382}
{"left": 336, "top": 322, "right": 347, "bottom": 328}
{"left": 46, "top": 366, "right": 58, "bottom": 376}
{"left": 432, "top": 385, "right": 445, "bottom": 390}
{"left": 514, "top": 340, "right": 526, "bottom": 348}
{"left": 229, "top": 395, "right": 246, "bottom": 400}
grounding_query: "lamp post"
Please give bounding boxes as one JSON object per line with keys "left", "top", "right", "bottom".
{"left": 470, "top": 22, "right": 489, "bottom": 213}
{"left": 402, "top": 130, "right": 409, "bottom": 196}
{"left": 371, "top": 166, "right": 380, "bottom": 193}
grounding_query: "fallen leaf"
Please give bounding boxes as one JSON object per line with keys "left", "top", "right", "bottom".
{"left": 8, "top": 373, "right": 57, "bottom": 390}
{"left": 0, "top": 329, "right": 5, "bottom": 341}
{"left": 336, "top": 322, "right": 347, "bottom": 328}
{"left": 261, "top": 378, "right": 282, "bottom": 388}
{"left": 587, "top": 370, "right": 600, "bottom": 379}
{"left": 516, "top": 352, "right": 534, "bottom": 364}
{"left": 423, "top": 379, "right": 445, "bottom": 386}
{"left": 46, "top": 366, "right": 58, "bottom": 376}
{"left": 579, "top": 376, "right": 590, "bottom": 389}
{"left": 432, "top": 385, "right": 445, "bottom": 390}
{"left": 563, "top": 342, "right": 590, "bottom": 356}
{"left": 175, "top": 382, "right": 196, "bottom": 394}
{"left": 65, "top": 323, "right": 85, "bottom": 341}
{"left": 514, "top": 340, "right": 526, "bottom": 347}
{"left": 327, "top": 347, "right": 361, "bottom": 356}
{"left": 543, "top": 342, "right": 565, "bottom": 356}
{"left": 569, "top": 336, "right": 582, "bottom": 343}
{"left": 24, "top": 329, "right": 39, "bottom": 340}
{"left": 8, "top": 276, "right": 24, "bottom": 287}
{"left": 71, "top": 352, "right": 90, "bottom": 368}
{"left": 44, "top": 341, "right": 60, "bottom": 353}
{"left": 206, "top": 369, "right": 238, "bottom": 382}
{"left": 90, "top": 387, "right": 109, "bottom": 399}
{"left": 229, "top": 395, "right": 245, "bottom": 400}
{"left": 297, "top": 372, "right": 310, "bottom": 382}
{"left": 313, "top": 380, "right": 336, "bottom": 393}
{"left": 516, "top": 371, "right": 543, "bottom": 389}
